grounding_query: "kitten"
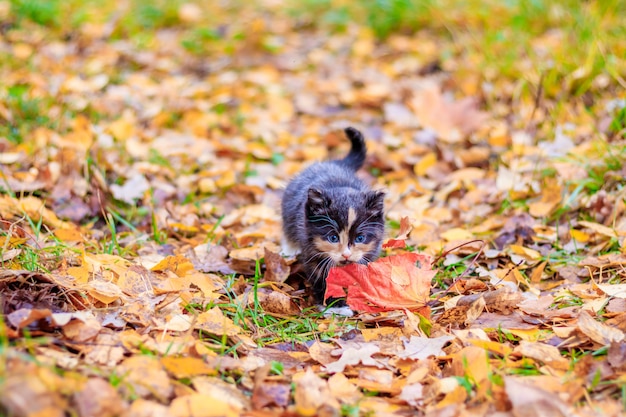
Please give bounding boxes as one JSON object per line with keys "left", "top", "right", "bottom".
{"left": 281, "top": 127, "right": 385, "bottom": 304}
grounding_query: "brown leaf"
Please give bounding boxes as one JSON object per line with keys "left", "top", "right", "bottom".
{"left": 74, "top": 378, "right": 126, "bottom": 417}
{"left": 409, "top": 84, "right": 489, "bottom": 143}
{"left": 293, "top": 368, "right": 339, "bottom": 416}
{"left": 262, "top": 247, "right": 290, "bottom": 283}
{"left": 0, "top": 365, "right": 66, "bottom": 417}
{"left": 577, "top": 310, "right": 625, "bottom": 345}
{"left": 117, "top": 356, "right": 173, "bottom": 402}
{"left": 514, "top": 341, "right": 569, "bottom": 370}
{"left": 251, "top": 364, "right": 290, "bottom": 409}
{"left": 504, "top": 377, "right": 572, "bottom": 417}
{"left": 258, "top": 290, "right": 301, "bottom": 315}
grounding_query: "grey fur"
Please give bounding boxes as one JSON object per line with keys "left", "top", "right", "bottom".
{"left": 281, "top": 127, "right": 385, "bottom": 302}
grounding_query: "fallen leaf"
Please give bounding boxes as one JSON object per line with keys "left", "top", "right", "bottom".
{"left": 160, "top": 357, "right": 217, "bottom": 378}
{"left": 324, "top": 342, "right": 382, "bottom": 374}
{"left": 399, "top": 335, "right": 454, "bottom": 361}
{"left": 382, "top": 238, "right": 406, "bottom": 249}
{"left": 74, "top": 378, "right": 126, "bottom": 417}
{"left": 110, "top": 173, "right": 150, "bottom": 204}
{"left": 117, "top": 356, "right": 173, "bottom": 402}
{"left": 325, "top": 253, "right": 436, "bottom": 313}
{"left": 577, "top": 310, "right": 625, "bottom": 345}
{"left": 514, "top": 341, "right": 569, "bottom": 370}
{"left": 262, "top": 247, "right": 291, "bottom": 282}
{"left": 409, "top": 84, "right": 489, "bottom": 143}
{"left": 293, "top": 369, "right": 339, "bottom": 416}
{"left": 195, "top": 307, "right": 242, "bottom": 337}
{"left": 504, "top": 376, "right": 572, "bottom": 417}
{"left": 170, "top": 394, "right": 240, "bottom": 417}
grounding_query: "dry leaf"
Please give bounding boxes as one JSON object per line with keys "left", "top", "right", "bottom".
{"left": 74, "top": 378, "right": 126, "bottom": 417}
{"left": 324, "top": 342, "right": 382, "bottom": 374}
{"left": 504, "top": 377, "right": 572, "bottom": 417}
{"left": 399, "top": 335, "right": 454, "bottom": 360}
{"left": 170, "top": 394, "right": 240, "bottom": 417}
{"left": 325, "top": 253, "right": 436, "bottom": 313}
{"left": 293, "top": 369, "right": 339, "bottom": 416}
{"left": 577, "top": 310, "right": 625, "bottom": 345}
{"left": 409, "top": 84, "right": 489, "bottom": 143}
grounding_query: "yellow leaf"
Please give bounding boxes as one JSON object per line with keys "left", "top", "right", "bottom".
{"left": 361, "top": 327, "right": 403, "bottom": 342}
{"left": 528, "top": 179, "right": 562, "bottom": 217}
{"left": 0, "top": 236, "right": 28, "bottom": 248}
{"left": 88, "top": 280, "right": 122, "bottom": 304}
{"left": 229, "top": 242, "right": 281, "bottom": 261}
{"left": 107, "top": 113, "right": 136, "bottom": 141}
{"left": 195, "top": 307, "right": 242, "bottom": 336}
{"left": 54, "top": 227, "right": 83, "bottom": 242}
{"left": 187, "top": 272, "right": 222, "bottom": 299}
{"left": 151, "top": 255, "right": 195, "bottom": 277}
{"left": 413, "top": 152, "right": 436, "bottom": 177}
{"left": 570, "top": 229, "right": 590, "bottom": 242}
{"left": 509, "top": 244, "right": 542, "bottom": 261}
{"left": 160, "top": 357, "right": 216, "bottom": 378}
{"left": 170, "top": 394, "right": 240, "bottom": 417}
{"left": 67, "top": 251, "right": 90, "bottom": 284}
{"left": 578, "top": 221, "right": 618, "bottom": 238}
{"left": 468, "top": 339, "right": 513, "bottom": 356}
{"left": 168, "top": 223, "right": 199, "bottom": 234}
{"left": 440, "top": 227, "right": 474, "bottom": 241}
{"left": 215, "top": 170, "right": 235, "bottom": 189}
{"left": 506, "top": 328, "right": 543, "bottom": 342}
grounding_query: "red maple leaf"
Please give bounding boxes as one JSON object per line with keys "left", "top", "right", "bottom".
{"left": 382, "top": 216, "right": 412, "bottom": 249}
{"left": 382, "top": 239, "right": 406, "bottom": 249}
{"left": 325, "top": 253, "right": 435, "bottom": 314}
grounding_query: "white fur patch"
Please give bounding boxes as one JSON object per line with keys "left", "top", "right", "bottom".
{"left": 280, "top": 237, "right": 301, "bottom": 257}
{"left": 319, "top": 305, "right": 355, "bottom": 317}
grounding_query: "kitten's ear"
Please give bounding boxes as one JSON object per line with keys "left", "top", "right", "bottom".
{"left": 307, "top": 188, "right": 330, "bottom": 215}
{"left": 366, "top": 190, "right": 385, "bottom": 213}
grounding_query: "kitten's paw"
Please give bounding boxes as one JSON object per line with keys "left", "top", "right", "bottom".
{"left": 319, "top": 304, "right": 354, "bottom": 317}
{"left": 280, "top": 238, "right": 301, "bottom": 257}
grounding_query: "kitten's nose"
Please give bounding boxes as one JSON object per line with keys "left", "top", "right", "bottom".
{"left": 342, "top": 249, "right": 351, "bottom": 259}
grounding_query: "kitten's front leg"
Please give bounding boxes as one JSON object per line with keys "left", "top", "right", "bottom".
{"left": 280, "top": 237, "right": 301, "bottom": 257}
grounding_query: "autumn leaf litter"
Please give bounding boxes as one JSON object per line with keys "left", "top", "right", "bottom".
{"left": 1, "top": 1, "right": 626, "bottom": 416}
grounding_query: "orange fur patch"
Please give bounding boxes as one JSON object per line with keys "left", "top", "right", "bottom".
{"left": 347, "top": 207, "right": 357, "bottom": 230}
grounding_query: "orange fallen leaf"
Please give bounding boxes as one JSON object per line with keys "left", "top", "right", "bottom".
{"left": 160, "top": 357, "right": 217, "bottom": 378}
{"left": 325, "top": 253, "right": 436, "bottom": 313}
{"left": 151, "top": 254, "right": 195, "bottom": 277}
{"left": 382, "top": 239, "right": 406, "bottom": 249}
{"left": 170, "top": 394, "right": 241, "bottom": 417}
{"left": 383, "top": 216, "right": 412, "bottom": 249}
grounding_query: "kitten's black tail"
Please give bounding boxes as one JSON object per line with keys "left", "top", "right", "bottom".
{"left": 340, "top": 127, "right": 367, "bottom": 171}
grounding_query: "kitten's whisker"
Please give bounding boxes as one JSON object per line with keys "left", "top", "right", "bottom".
{"left": 309, "top": 256, "right": 332, "bottom": 283}
{"left": 303, "top": 252, "right": 328, "bottom": 265}
{"left": 357, "top": 226, "right": 384, "bottom": 233}
{"left": 309, "top": 215, "right": 338, "bottom": 227}
{"left": 361, "top": 211, "right": 384, "bottom": 223}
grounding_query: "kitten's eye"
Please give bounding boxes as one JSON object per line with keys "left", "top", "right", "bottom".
{"left": 354, "top": 234, "right": 366, "bottom": 244}
{"left": 327, "top": 234, "right": 340, "bottom": 243}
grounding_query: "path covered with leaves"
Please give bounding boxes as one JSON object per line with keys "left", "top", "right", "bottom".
{"left": 1, "top": 1, "right": 626, "bottom": 416}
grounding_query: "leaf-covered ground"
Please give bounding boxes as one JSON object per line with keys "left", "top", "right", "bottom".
{"left": 1, "top": 1, "right": 626, "bottom": 416}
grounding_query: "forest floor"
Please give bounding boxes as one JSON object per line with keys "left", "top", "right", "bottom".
{"left": 1, "top": 1, "right": 626, "bottom": 416}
